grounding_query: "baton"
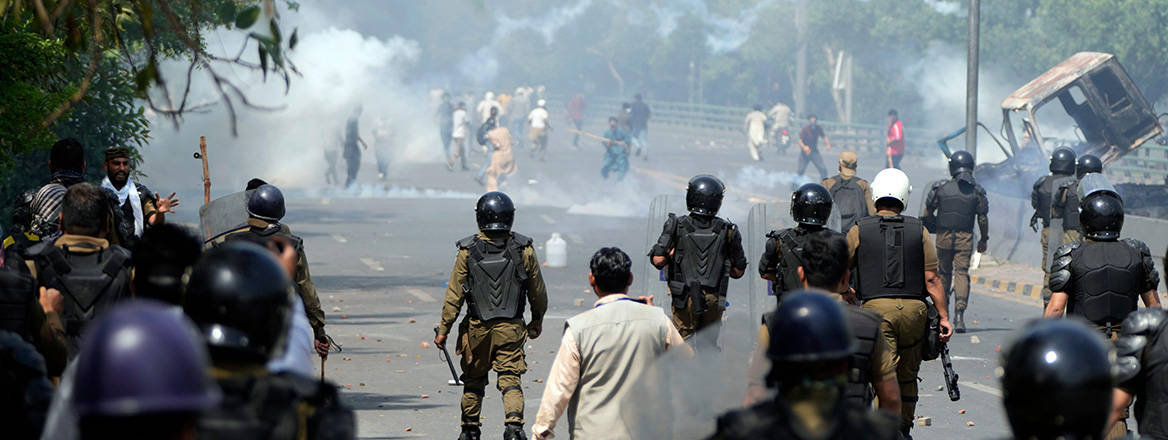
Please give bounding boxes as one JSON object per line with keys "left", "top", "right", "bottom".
{"left": 434, "top": 326, "right": 464, "bottom": 386}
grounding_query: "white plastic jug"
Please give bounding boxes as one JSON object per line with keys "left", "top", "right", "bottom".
{"left": 545, "top": 233, "right": 567, "bottom": 268}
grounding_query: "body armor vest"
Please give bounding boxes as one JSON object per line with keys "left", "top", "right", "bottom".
{"left": 225, "top": 225, "right": 304, "bottom": 253}
{"left": 855, "top": 216, "right": 926, "bottom": 301}
{"left": 0, "top": 270, "right": 35, "bottom": 339}
{"left": 934, "top": 180, "right": 980, "bottom": 232}
{"left": 768, "top": 228, "right": 843, "bottom": 298}
{"left": 1062, "top": 181, "right": 1082, "bottom": 232}
{"left": 714, "top": 398, "right": 899, "bottom": 440}
{"left": 844, "top": 307, "right": 881, "bottom": 407}
{"left": 1132, "top": 320, "right": 1168, "bottom": 437}
{"left": 1069, "top": 240, "right": 1145, "bottom": 327}
{"left": 198, "top": 372, "right": 354, "bottom": 440}
{"left": 32, "top": 243, "right": 131, "bottom": 354}
{"left": 829, "top": 176, "right": 868, "bottom": 232}
{"left": 1043, "top": 175, "right": 1075, "bottom": 220}
{"left": 670, "top": 216, "right": 729, "bottom": 291}
{"left": 459, "top": 233, "right": 531, "bottom": 321}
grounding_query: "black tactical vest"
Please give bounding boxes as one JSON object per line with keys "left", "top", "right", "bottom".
{"left": 671, "top": 215, "right": 729, "bottom": 291}
{"left": 1069, "top": 240, "right": 1145, "bottom": 327}
{"left": 0, "top": 270, "right": 35, "bottom": 339}
{"left": 1061, "top": 181, "right": 1082, "bottom": 232}
{"left": 934, "top": 180, "right": 980, "bottom": 232}
{"left": 844, "top": 307, "right": 881, "bottom": 407}
{"left": 714, "top": 398, "right": 900, "bottom": 440}
{"left": 32, "top": 243, "right": 132, "bottom": 355}
{"left": 1043, "top": 175, "right": 1076, "bottom": 220}
{"left": 198, "top": 372, "right": 355, "bottom": 440}
{"left": 829, "top": 176, "right": 868, "bottom": 232}
{"left": 855, "top": 216, "right": 926, "bottom": 301}
{"left": 459, "top": 233, "right": 531, "bottom": 321}
{"left": 767, "top": 227, "right": 843, "bottom": 298}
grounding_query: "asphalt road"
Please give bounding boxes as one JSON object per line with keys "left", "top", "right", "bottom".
{"left": 161, "top": 124, "right": 1055, "bottom": 439}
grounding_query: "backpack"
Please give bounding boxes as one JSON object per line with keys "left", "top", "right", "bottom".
{"left": 830, "top": 176, "right": 868, "bottom": 231}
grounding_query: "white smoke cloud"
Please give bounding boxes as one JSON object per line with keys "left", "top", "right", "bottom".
{"left": 924, "top": 0, "right": 963, "bottom": 16}
{"left": 649, "top": 0, "right": 777, "bottom": 54}
{"left": 493, "top": 0, "right": 594, "bottom": 45}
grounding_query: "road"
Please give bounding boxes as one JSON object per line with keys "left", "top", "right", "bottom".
{"left": 162, "top": 124, "right": 1052, "bottom": 439}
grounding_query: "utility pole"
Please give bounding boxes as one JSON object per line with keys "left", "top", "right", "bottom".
{"left": 965, "top": 0, "right": 980, "bottom": 160}
{"left": 794, "top": 0, "right": 807, "bottom": 119}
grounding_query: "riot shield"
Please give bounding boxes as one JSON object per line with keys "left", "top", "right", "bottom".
{"left": 642, "top": 194, "right": 681, "bottom": 299}
{"left": 1045, "top": 178, "right": 1070, "bottom": 271}
{"left": 745, "top": 203, "right": 791, "bottom": 329}
{"left": 199, "top": 190, "right": 252, "bottom": 245}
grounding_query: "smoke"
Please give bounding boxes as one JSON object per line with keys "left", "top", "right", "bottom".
{"left": 924, "top": 0, "right": 962, "bottom": 16}
{"left": 493, "top": 0, "right": 594, "bottom": 45}
{"left": 650, "top": 0, "right": 777, "bottom": 54}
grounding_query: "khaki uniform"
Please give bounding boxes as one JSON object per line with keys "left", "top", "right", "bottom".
{"left": 935, "top": 231, "right": 973, "bottom": 310}
{"left": 1040, "top": 227, "right": 1082, "bottom": 306}
{"left": 438, "top": 231, "right": 548, "bottom": 427}
{"left": 846, "top": 210, "right": 938, "bottom": 431}
{"left": 485, "top": 127, "right": 517, "bottom": 192}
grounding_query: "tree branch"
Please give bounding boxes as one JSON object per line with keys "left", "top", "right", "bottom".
{"left": 38, "top": 0, "right": 101, "bottom": 130}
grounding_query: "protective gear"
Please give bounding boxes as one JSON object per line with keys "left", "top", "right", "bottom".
{"left": 0, "top": 330, "right": 53, "bottom": 439}
{"left": 504, "top": 423, "right": 527, "bottom": 440}
{"left": 246, "top": 184, "right": 286, "bottom": 222}
{"left": 1079, "top": 193, "right": 1124, "bottom": 241}
{"left": 1077, "top": 172, "right": 1120, "bottom": 203}
{"left": 947, "top": 150, "right": 975, "bottom": 177}
{"left": 854, "top": 215, "right": 926, "bottom": 301}
{"left": 1002, "top": 320, "right": 1112, "bottom": 440}
{"left": 843, "top": 308, "right": 882, "bottom": 407}
{"left": 1031, "top": 175, "right": 1073, "bottom": 225}
{"left": 0, "top": 270, "right": 34, "bottom": 338}
{"left": 826, "top": 176, "right": 867, "bottom": 231}
{"left": 12, "top": 190, "right": 36, "bottom": 234}
{"left": 869, "top": 168, "right": 911, "bottom": 209}
{"left": 460, "top": 425, "right": 482, "bottom": 440}
{"left": 198, "top": 370, "right": 355, "bottom": 440}
{"left": 73, "top": 301, "right": 220, "bottom": 418}
{"left": 765, "top": 291, "right": 856, "bottom": 363}
{"left": 668, "top": 215, "right": 731, "bottom": 301}
{"left": 131, "top": 224, "right": 202, "bottom": 306}
{"left": 1050, "top": 238, "right": 1156, "bottom": 328}
{"left": 476, "top": 192, "right": 515, "bottom": 232}
{"left": 185, "top": 242, "right": 293, "bottom": 364}
{"left": 930, "top": 180, "right": 983, "bottom": 232}
{"left": 30, "top": 242, "right": 132, "bottom": 353}
{"left": 1116, "top": 308, "right": 1168, "bottom": 437}
{"left": 1077, "top": 154, "right": 1103, "bottom": 179}
{"left": 457, "top": 233, "right": 532, "bottom": 321}
{"left": 790, "top": 183, "right": 833, "bottom": 227}
{"left": 686, "top": 175, "right": 725, "bottom": 216}
{"left": 1048, "top": 147, "right": 1077, "bottom": 174}
{"left": 713, "top": 398, "right": 901, "bottom": 440}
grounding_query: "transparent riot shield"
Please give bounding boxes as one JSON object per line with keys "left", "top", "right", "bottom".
{"left": 198, "top": 190, "right": 252, "bottom": 245}
{"left": 642, "top": 194, "right": 681, "bottom": 299}
{"left": 745, "top": 203, "right": 789, "bottom": 329}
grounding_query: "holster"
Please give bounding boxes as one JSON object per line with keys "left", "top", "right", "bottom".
{"left": 687, "top": 280, "right": 708, "bottom": 318}
{"left": 922, "top": 298, "right": 942, "bottom": 361}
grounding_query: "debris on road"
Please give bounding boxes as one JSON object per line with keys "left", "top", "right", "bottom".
{"left": 916, "top": 417, "right": 932, "bottom": 427}
{"left": 408, "top": 318, "right": 417, "bottom": 324}
{"left": 332, "top": 307, "right": 342, "bottom": 312}
{"left": 422, "top": 394, "right": 430, "bottom": 398}
{"left": 967, "top": 421, "right": 976, "bottom": 427}
{"left": 421, "top": 342, "right": 430, "bottom": 349}
{"left": 958, "top": 409, "right": 966, "bottom": 414}
{"left": 970, "top": 336, "right": 981, "bottom": 344}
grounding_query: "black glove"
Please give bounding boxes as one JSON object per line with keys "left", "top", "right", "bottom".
{"left": 1028, "top": 212, "right": 1041, "bottom": 233}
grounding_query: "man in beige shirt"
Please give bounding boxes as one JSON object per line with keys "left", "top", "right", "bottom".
{"left": 532, "top": 247, "right": 688, "bottom": 440}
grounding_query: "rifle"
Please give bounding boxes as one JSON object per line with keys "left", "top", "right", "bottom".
{"left": 941, "top": 343, "right": 961, "bottom": 401}
{"left": 434, "top": 326, "right": 464, "bottom": 386}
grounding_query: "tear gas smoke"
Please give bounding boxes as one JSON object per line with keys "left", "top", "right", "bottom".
{"left": 650, "top": 0, "right": 777, "bottom": 54}
{"left": 493, "top": 0, "right": 594, "bottom": 45}
{"left": 924, "top": 0, "right": 962, "bottom": 16}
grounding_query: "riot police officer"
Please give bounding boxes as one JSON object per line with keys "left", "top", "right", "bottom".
{"left": 922, "top": 150, "right": 988, "bottom": 333}
{"left": 1053, "top": 154, "right": 1104, "bottom": 239}
{"left": 1113, "top": 307, "right": 1168, "bottom": 437}
{"left": 711, "top": 292, "right": 900, "bottom": 440}
{"left": 73, "top": 301, "right": 221, "bottom": 440}
{"left": 1002, "top": 319, "right": 1114, "bottom": 440}
{"left": 1044, "top": 174, "right": 1161, "bottom": 330}
{"left": 846, "top": 168, "right": 952, "bottom": 437}
{"left": 0, "top": 269, "right": 66, "bottom": 377}
{"left": 759, "top": 183, "right": 841, "bottom": 301}
{"left": 0, "top": 330, "right": 53, "bottom": 439}
{"left": 1031, "top": 147, "right": 1077, "bottom": 308}
{"left": 434, "top": 191, "right": 548, "bottom": 440}
{"left": 186, "top": 242, "right": 355, "bottom": 439}
{"left": 648, "top": 175, "right": 748, "bottom": 345}
{"left": 24, "top": 183, "right": 132, "bottom": 357}
{"left": 222, "top": 184, "right": 329, "bottom": 358}
{"left": 131, "top": 224, "right": 202, "bottom": 305}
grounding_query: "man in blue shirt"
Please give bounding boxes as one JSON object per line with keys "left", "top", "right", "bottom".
{"left": 601, "top": 117, "right": 631, "bottom": 181}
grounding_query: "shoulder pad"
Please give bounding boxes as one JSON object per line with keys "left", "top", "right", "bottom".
{"left": 1054, "top": 241, "right": 1081, "bottom": 258}
{"left": 930, "top": 180, "right": 947, "bottom": 190}
{"left": 456, "top": 235, "right": 478, "bottom": 249}
{"left": 1116, "top": 308, "right": 1167, "bottom": 383}
{"left": 1122, "top": 237, "right": 1152, "bottom": 256}
{"left": 1121, "top": 308, "right": 1166, "bottom": 340}
{"left": 510, "top": 232, "right": 533, "bottom": 247}
{"left": 1049, "top": 242, "right": 1079, "bottom": 292}
{"left": 1033, "top": 176, "right": 1048, "bottom": 190}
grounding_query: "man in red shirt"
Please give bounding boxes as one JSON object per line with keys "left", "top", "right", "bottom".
{"left": 886, "top": 109, "right": 905, "bottom": 169}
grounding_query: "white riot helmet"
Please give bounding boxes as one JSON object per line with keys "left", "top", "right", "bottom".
{"left": 537, "top": 99, "right": 546, "bottom": 107}
{"left": 870, "top": 168, "right": 912, "bottom": 210}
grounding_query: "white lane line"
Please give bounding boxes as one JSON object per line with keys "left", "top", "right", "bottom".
{"left": 406, "top": 288, "right": 436, "bottom": 302}
{"left": 332, "top": 234, "right": 348, "bottom": 243}
{"left": 568, "top": 234, "right": 584, "bottom": 244}
{"left": 360, "top": 258, "right": 384, "bottom": 272}
{"left": 951, "top": 355, "right": 991, "bottom": 362}
{"left": 964, "top": 382, "right": 1002, "bottom": 397}
{"left": 539, "top": 214, "right": 557, "bottom": 224}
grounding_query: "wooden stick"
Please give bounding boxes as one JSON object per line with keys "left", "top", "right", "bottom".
{"left": 566, "top": 129, "right": 626, "bottom": 146}
{"left": 321, "top": 357, "right": 326, "bottom": 382}
{"left": 199, "top": 136, "right": 210, "bottom": 204}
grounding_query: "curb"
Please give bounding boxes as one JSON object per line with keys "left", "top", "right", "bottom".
{"left": 969, "top": 274, "right": 1044, "bottom": 300}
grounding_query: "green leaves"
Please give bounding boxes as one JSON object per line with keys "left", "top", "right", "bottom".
{"left": 235, "top": 5, "right": 261, "bottom": 29}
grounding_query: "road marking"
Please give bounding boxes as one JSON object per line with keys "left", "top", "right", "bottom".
{"left": 539, "top": 214, "right": 557, "bottom": 224}
{"left": 963, "top": 381, "right": 1002, "bottom": 397}
{"left": 568, "top": 234, "right": 584, "bottom": 244}
{"left": 951, "top": 355, "right": 991, "bottom": 362}
{"left": 332, "top": 234, "right": 348, "bottom": 243}
{"left": 406, "top": 288, "right": 436, "bottom": 302}
{"left": 360, "top": 258, "right": 384, "bottom": 271}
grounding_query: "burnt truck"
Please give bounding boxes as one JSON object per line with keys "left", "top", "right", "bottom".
{"left": 967, "top": 52, "right": 1166, "bottom": 213}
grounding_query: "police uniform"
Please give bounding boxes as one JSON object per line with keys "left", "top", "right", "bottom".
{"left": 1032, "top": 172, "right": 1079, "bottom": 305}
{"left": 758, "top": 226, "right": 843, "bottom": 300}
{"left": 1048, "top": 237, "right": 1159, "bottom": 336}
{"left": 1116, "top": 308, "right": 1168, "bottom": 438}
{"left": 648, "top": 213, "right": 747, "bottom": 340}
{"left": 438, "top": 230, "right": 548, "bottom": 429}
{"left": 846, "top": 209, "right": 939, "bottom": 432}
{"left": 0, "top": 269, "right": 66, "bottom": 377}
{"left": 821, "top": 153, "right": 875, "bottom": 232}
{"left": 923, "top": 176, "right": 988, "bottom": 325}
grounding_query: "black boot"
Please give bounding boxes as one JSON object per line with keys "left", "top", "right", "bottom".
{"left": 503, "top": 423, "right": 527, "bottom": 440}
{"left": 954, "top": 309, "right": 966, "bottom": 334}
{"left": 458, "top": 425, "right": 480, "bottom": 440}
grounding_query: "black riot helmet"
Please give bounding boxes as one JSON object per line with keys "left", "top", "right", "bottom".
{"left": 1079, "top": 193, "right": 1124, "bottom": 241}
{"left": 686, "top": 175, "right": 725, "bottom": 216}
{"left": 766, "top": 291, "right": 855, "bottom": 363}
{"left": 11, "top": 190, "right": 36, "bottom": 234}
{"left": 1076, "top": 154, "right": 1103, "bottom": 179}
{"left": 790, "top": 183, "right": 833, "bottom": 227}
{"left": 246, "top": 184, "right": 286, "bottom": 222}
{"left": 184, "top": 242, "right": 292, "bottom": 365}
{"left": 948, "top": 150, "right": 975, "bottom": 177}
{"left": 1002, "top": 319, "right": 1113, "bottom": 440}
{"left": 1049, "top": 147, "right": 1077, "bottom": 175}
{"left": 476, "top": 191, "right": 515, "bottom": 232}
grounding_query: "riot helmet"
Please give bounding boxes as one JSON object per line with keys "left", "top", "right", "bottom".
{"left": 1001, "top": 319, "right": 1112, "bottom": 440}
{"left": 790, "top": 183, "right": 833, "bottom": 227}
{"left": 1049, "top": 147, "right": 1076, "bottom": 175}
{"left": 869, "top": 168, "right": 911, "bottom": 211}
{"left": 1076, "top": 154, "right": 1103, "bottom": 179}
{"left": 686, "top": 175, "right": 725, "bottom": 216}
{"left": 948, "top": 150, "right": 975, "bottom": 177}
{"left": 766, "top": 291, "right": 856, "bottom": 363}
{"left": 184, "top": 242, "right": 293, "bottom": 364}
{"left": 11, "top": 190, "right": 36, "bottom": 234}
{"left": 246, "top": 184, "right": 285, "bottom": 222}
{"left": 1079, "top": 192, "right": 1124, "bottom": 241}
{"left": 476, "top": 191, "right": 515, "bottom": 232}
{"left": 74, "top": 301, "right": 221, "bottom": 420}
{"left": 132, "top": 224, "right": 202, "bottom": 306}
